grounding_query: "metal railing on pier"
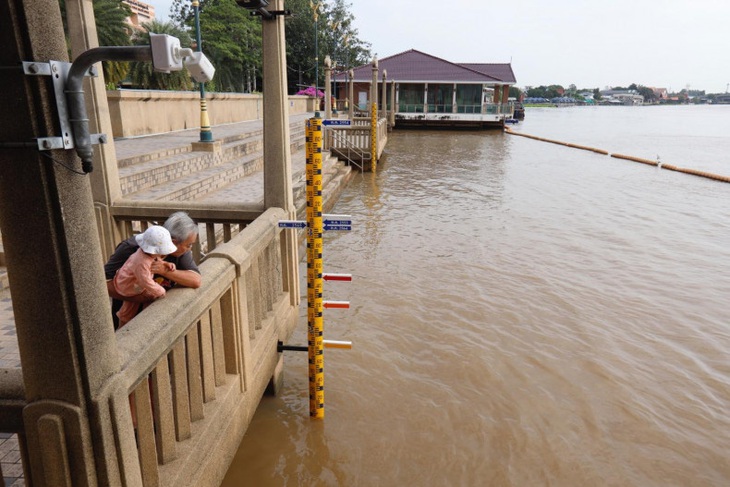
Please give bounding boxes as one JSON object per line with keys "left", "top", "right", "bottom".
{"left": 323, "top": 117, "right": 388, "bottom": 169}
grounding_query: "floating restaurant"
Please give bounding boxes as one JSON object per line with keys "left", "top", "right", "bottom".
{"left": 335, "top": 49, "right": 517, "bottom": 129}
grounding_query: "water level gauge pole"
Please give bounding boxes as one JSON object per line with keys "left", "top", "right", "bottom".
{"left": 307, "top": 114, "right": 325, "bottom": 419}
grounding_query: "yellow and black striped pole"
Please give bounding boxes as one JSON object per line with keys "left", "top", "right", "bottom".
{"left": 306, "top": 114, "right": 325, "bottom": 419}
{"left": 371, "top": 102, "right": 378, "bottom": 171}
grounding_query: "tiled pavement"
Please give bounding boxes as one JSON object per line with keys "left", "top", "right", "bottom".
{"left": 0, "top": 113, "right": 327, "bottom": 484}
{"left": 0, "top": 432, "right": 23, "bottom": 486}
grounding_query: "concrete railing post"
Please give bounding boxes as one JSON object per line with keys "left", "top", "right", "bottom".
{"left": 324, "top": 55, "right": 332, "bottom": 120}
{"left": 262, "top": 0, "right": 300, "bottom": 306}
{"left": 0, "top": 0, "right": 138, "bottom": 484}
{"left": 66, "top": 0, "right": 125, "bottom": 258}
{"left": 381, "top": 69, "right": 388, "bottom": 117}
{"left": 370, "top": 56, "right": 378, "bottom": 116}
{"left": 390, "top": 80, "right": 396, "bottom": 127}
{"left": 348, "top": 69, "right": 355, "bottom": 120}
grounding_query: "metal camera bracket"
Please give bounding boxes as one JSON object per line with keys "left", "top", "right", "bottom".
{"left": 22, "top": 60, "right": 106, "bottom": 152}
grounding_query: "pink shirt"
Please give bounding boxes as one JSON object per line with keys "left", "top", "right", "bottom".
{"left": 113, "top": 248, "right": 166, "bottom": 299}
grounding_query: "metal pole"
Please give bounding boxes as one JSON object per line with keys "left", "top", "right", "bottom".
{"left": 307, "top": 114, "right": 325, "bottom": 419}
{"left": 311, "top": 1, "right": 320, "bottom": 97}
{"left": 315, "top": 15, "right": 319, "bottom": 96}
{"left": 193, "top": 0, "right": 213, "bottom": 142}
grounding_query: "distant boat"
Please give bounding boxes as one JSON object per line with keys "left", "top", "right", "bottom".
{"left": 513, "top": 102, "right": 525, "bottom": 120}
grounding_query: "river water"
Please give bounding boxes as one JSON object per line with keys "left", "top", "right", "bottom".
{"left": 222, "top": 105, "right": 730, "bottom": 486}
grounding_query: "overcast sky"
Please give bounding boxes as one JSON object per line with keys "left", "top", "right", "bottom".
{"left": 147, "top": 0, "right": 730, "bottom": 93}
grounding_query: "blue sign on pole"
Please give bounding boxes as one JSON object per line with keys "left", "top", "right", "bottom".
{"left": 322, "top": 119, "right": 352, "bottom": 126}
{"left": 323, "top": 214, "right": 352, "bottom": 226}
{"left": 278, "top": 220, "right": 307, "bottom": 229}
{"left": 324, "top": 224, "right": 352, "bottom": 232}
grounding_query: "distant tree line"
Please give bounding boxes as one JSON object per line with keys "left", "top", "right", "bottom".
{"left": 60, "top": 0, "right": 372, "bottom": 94}
{"left": 519, "top": 82, "right": 723, "bottom": 104}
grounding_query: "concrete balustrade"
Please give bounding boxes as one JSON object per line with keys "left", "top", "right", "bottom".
{"left": 112, "top": 207, "right": 297, "bottom": 486}
{"left": 107, "top": 90, "right": 313, "bottom": 138}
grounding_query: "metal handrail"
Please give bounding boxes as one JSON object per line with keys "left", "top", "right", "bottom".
{"left": 325, "top": 127, "right": 368, "bottom": 171}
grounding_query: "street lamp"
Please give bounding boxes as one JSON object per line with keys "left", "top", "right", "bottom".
{"left": 329, "top": 20, "right": 339, "bottom": 111}
{"left": 309, "top": 1, "right": 321, "bottom": 97}
{"left": 192, "top": 0, "right": 213, "bottom": 143}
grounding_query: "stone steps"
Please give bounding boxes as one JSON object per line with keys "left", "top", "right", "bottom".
{"left": 121, "top": 122, "right": 305, "bottom": 201}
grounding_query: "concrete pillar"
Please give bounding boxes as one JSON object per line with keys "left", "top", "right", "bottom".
{"left": 493, "top": 84, "right": 501, "bottom": 104}
{"left": 482, "top": 84, "right": 487, "bottom": 114}
{"left": 0, "top": 0, "right": 138, "bottom": 484}
{"left": 370, "top": 56, "right": 378, "bottom": 117}
{"left": 324, "top": 55, "right": 332, "bottom": 119}
{"left": 66, "top": 0, "right": 124, "bottom": 258}
{"left": 452, "top": 83, "right": 458, "bottom": 113}
{"left": 390, "top": 80, "right": 396, "bottom": 127}
{"left": 381, "top": 69, "right": 388, "bottom": 116}
{"left": 262, "top": 0, "right": 299, "bottom": 306}
{"left": 424, "top": 83, "right": 429, "bottom": 113}
{"left": 502, "top": 85, "right": 510, "bottom": 111}
{"left": 348, "top": 69, "right": 354, "bottom": 120}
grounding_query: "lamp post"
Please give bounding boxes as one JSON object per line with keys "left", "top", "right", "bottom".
{"left": 329, "top": 20, "right": 339, "bottom": 112}
{"left": 310, "top": 1, "right": 321, "bottom": 99}
{"left": 193, "top": 0, "right": 213, "bottom": 142}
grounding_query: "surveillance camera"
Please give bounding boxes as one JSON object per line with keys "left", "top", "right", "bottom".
{"left": 185, "top": 51, "right": 216, "bottom": 83}
{"left": 235, "top": 0, "right": 269, "bottom": 9}
{"left": 149, "top": 33, "right": 184, "bottom": 73}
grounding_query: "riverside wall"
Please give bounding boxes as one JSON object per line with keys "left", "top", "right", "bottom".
{"left": 107, "top": 90, "right": 318, "bottom": 138}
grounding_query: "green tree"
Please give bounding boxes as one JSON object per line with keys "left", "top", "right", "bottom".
{"left": 636, "top": 85, "right": 657, "bottom": 103}
{"left": 508, "top": 86, "right": 522, "bottom": 100}
{"left": 526, "top": 85, "right": 564, "bottom": 99}
{"left": 59, "top": 0, "right": 133, "bottom": 86}
{"left": 127, "top": 21, "right": 194, "bottom": 90}
{"left": 170, "top": 0, "right": 208, "bottom": 26}
{"left": 285, "top": 0, "right": 371, "bottom": 93}
{"left": 167, "top": 0, "right": 372, "bottom": 94}
{"left": 321, "top": 0, "right": 371, "bottom": 69}
{"left": 199, "top": 0, "right": 262, "bottom": 92}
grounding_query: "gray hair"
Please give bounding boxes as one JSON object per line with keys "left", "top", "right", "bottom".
{"left": 163, "top": 211, "right": 198, "bottom": 242}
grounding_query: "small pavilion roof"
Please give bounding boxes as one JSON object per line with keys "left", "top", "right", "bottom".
{"left": 337, "top": 49, "right": 515, "bottom": 85}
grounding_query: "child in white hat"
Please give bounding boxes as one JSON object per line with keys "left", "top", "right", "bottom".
{"left": 113, "top": 225, "right": 179, "bottom": 327}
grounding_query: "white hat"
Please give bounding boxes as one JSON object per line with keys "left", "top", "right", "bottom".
{"left": 135, "top": 225, "right": 178, "bottom": 255}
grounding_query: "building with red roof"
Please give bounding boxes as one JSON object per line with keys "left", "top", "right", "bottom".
{"left": 334, "top": 49, "right": 517, "bottom": 128}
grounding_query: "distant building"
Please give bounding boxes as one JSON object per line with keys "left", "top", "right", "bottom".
{"left": 123, "top": 0, "right": 155, "bottom": 30}
{"left": 579, "top": 91, "right": 595, "bottom": 102}
{"left": 337, "top": 49, "right": 517, "bottom": 128}
{"left": 651, "top": 87, "right": 668, "bottom": 100}
{"left": 599, "top": 88, "right": 644, "bottom": 106}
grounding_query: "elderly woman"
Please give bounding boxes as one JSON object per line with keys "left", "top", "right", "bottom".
{"left": 104, "top": 211, "right": 202, "bottom": 329}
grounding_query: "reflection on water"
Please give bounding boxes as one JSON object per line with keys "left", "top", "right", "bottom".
{"left": 223, "top": 108, "right": 730, "bottom": 486}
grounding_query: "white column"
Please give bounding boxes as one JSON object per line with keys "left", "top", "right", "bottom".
{"left": 324, "top": 55, "right": 332, "bottom": 119}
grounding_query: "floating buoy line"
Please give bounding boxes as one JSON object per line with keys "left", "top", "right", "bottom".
{"left": 504, "top": 126, "right": 730, "bottom": 184}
